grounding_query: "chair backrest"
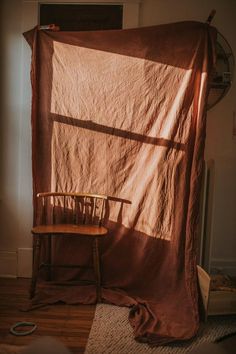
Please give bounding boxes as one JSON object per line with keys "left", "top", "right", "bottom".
{"left": 36, "top": 192, "right": 107, "bottom": 226}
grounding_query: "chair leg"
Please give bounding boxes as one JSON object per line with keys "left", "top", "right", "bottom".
{"left": 30, "top": 235, "right": 41, "bottom": 299}
{"left": 93, "top": 238, "right": 101, "bottom": 303}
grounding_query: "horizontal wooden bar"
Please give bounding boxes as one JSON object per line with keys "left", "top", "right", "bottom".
{"left": 37, "top": 192, "right": 108, "bottom": 200}
{"left": 32, "top": 224, "right": 108, "bottom": 236}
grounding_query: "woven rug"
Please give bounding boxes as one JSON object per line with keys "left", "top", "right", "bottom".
{"left": 85, "top": 304, "right": 236, "bottom": 354}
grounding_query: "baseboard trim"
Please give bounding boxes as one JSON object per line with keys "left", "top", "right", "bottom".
{"left": 1, "top": 251, "right": 235, "bottom": 278}
{"left": 210, "top": 258, "right": 236, "bottom": 276}
{"left": 0, "top": 248, "right": 33, "bottom": 278}
{"left": 0, "top": 251, "right": 17, "bottom": 278}
{"left": 17, "top": 248, "right": 32, "bottom": 278}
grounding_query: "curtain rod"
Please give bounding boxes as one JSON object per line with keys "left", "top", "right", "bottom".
{"left": 206, "top": 9, "right": 216, "bottom": 24}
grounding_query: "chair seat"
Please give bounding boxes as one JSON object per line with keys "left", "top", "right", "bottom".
{"left": 32, "top": 224, "right": 108, "bottom": 237}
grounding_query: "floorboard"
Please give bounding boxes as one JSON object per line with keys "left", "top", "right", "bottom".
{"left": 0, "top": 278, "right": 95, "bottom": 353}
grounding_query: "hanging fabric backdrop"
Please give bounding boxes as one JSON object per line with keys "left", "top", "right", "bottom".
{"left": 24, "top": 21, "right": 216, "bottom": 346}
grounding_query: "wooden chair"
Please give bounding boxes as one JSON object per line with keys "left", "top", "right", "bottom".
{"left": 30, "top": 192, "right": 108, "bottom": 302}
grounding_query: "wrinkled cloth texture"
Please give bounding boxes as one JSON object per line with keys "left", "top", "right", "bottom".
{"left": 24, "top": 22, "right": 216, "bottom": 345}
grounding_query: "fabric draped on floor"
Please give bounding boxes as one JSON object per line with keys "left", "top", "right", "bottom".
{"left": 24, "top": 21, "right": 216, "bottom": 345}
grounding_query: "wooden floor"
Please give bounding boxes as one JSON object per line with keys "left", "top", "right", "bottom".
{"left": 1, "top": 278, "right": 236, "bottom": 354}
{"left": 0, "top": 278, "right": 95, "bottom": 353}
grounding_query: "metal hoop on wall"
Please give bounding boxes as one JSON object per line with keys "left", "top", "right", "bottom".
{"left": 207, "top": 31, "right": 235, "bottom": 110}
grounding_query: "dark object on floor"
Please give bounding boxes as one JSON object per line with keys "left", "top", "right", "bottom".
{"left": 189, "top": 331, "right": 236, "bottom": 353}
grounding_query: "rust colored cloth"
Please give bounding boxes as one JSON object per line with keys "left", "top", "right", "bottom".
{"left": 24, "top": 22, "right": 216, "bottom": 345}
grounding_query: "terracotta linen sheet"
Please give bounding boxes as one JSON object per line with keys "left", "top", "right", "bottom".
{"left": 24, "top": 22, "right": 216, "bottom": 345}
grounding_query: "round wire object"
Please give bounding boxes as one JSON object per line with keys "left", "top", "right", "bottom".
{"left": 10, "top": 322, "right": 37, "bottom": 336}
{"left": 207, "top": 31, "right": 234, "bottom": 109}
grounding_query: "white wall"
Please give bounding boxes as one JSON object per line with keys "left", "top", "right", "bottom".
{"left": 0, "top": 0, "right": 235, "bottom": 277}
{"left": 0, "top": 0, "right": 31, "bottom": 277}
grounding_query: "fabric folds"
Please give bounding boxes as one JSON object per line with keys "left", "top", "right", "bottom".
{"left": 24, "top": 21, "right": 216, "bottom": 345}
